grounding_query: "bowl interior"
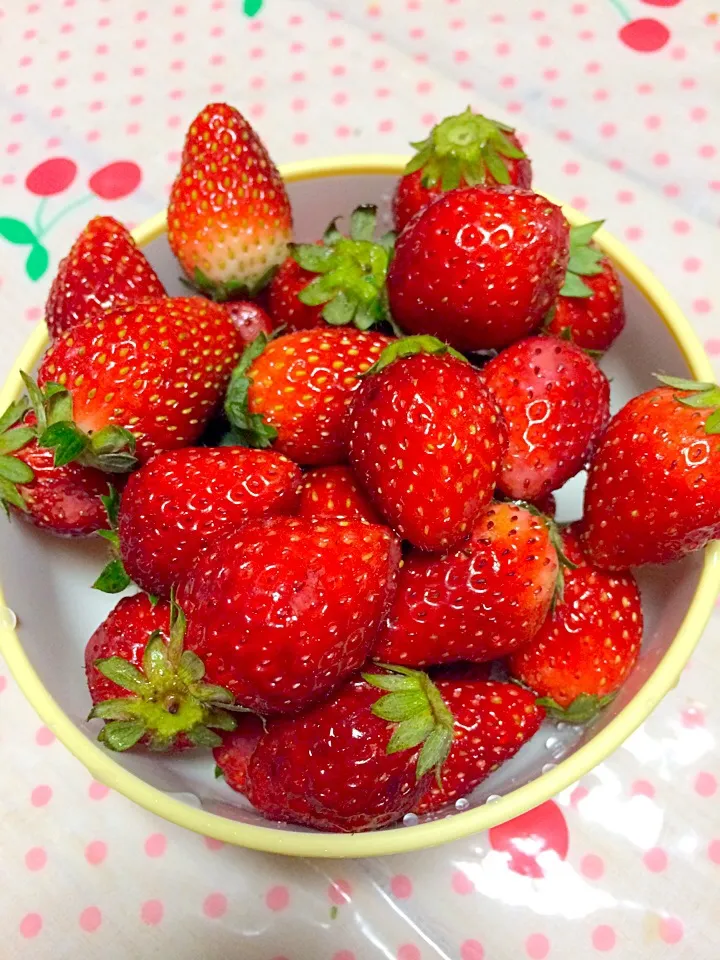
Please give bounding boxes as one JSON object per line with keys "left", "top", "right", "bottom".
{"left": 0, "top": 171, "right": 706, "bottom": 842}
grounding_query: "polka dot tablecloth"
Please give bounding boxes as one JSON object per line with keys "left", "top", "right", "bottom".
{"left": 1, "top": 1, "right": 719, "bottom": 957}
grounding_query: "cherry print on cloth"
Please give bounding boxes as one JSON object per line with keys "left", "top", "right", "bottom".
{"left": 489, "top": 801, "right": 569, "bottom": 878}
{"left": 607, "top": 0, "right": 672, "bottom": 51}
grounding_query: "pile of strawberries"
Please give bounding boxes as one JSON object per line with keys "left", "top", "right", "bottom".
{"left": 4, "top": 104, "right": 720, "bottom": 834}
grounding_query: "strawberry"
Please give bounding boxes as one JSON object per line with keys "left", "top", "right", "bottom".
{"left": 95, "top": 446, "right": 302, "bottom": 598}
{"left": 374, "top": 500, "right": 569, "bottom": 666}
{"left": 508, "top": 525, "right": 642, "bottom": 722}
{"left": 0, "top": 385, "right": 119, "bottom": 536}
{"left": 212, "top": 715, "right": 265, "bottom": 793}
{"left": 386, "top": 186, "right": 569, "bottom": 352}
{"left": 392, "top": 108, "right": 532, "bottom": 232}
{"left": 34, "top": 297, "right": 244, "bottom": 469}
{"left": 579, "top": 376, "right": 720, "bottom": 568}
{"left": 224, "top": 301, "right": 274, "bottom": 343}
{"left": 215, "top": 666, "right": 455, "bottom": 832}
{"left": 168, "top": 102, "right": 292, "bottom": 300}
{"left": 545, "top": 220, "right": 625, "bottom": 354}
{"left": 414, "top": 680, "right": 544, "bottom": 814}
{"left": 85, "top": 593, "right": 236, "bottom": 752}
{"left": 348, "top": 337, "right": 507, "bottom": 551}
{"left": 267, "top": 205, "right": 395, "bottom": 332}
{"left": 178, "top": 516, "right": 401, "bottom": 714}
{"left": 483, "top": 336, "right": 610, "bottom": 501}
{"left": 299, "top": 464, "right": 382, "bottom": 524}
{"left": 45, "top": 216, "right": 165, "bottom": 342}
{"left": 224, "top": 327, "right": 390, "bottom": 465}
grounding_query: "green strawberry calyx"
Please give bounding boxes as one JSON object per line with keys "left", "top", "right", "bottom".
{"left": 560, "top": 220, "right": 606, "bottom": 299}
{"left": 518, "top": 501, "right": 577, "bottom": 609}
{"left": 0, "top": 395, "right": 36, "bottom": 514}
{"left": 89, "top": 594, "right": 237, "bottom": 752}
{"left": 360, "top": 334, "right": 467, "bottom": 378}
{"left": 186, "top": 263, "right": 279, "bottom": 303}
{"left": 21, "top": 372, "right": 137, "bottom": 474}
{"left": 223, "top": 329, "right": 282, "bottom": 448}
{"left": 292, "top": 205, "right": 395, "bottom": 331}
{"left": 536, "top": 691, "right": 616, "bottom": 725}
{"left": 93, "top": 485, "right": 133, "bottom": 594}
{"left": 404, "top": 107, "right": 526, "bottom": 191}
{"left": 363, "top": 663, "right": 455, "bottom": 784}
{"left": 655, "top": 374, "right": 720, "bottom": 435}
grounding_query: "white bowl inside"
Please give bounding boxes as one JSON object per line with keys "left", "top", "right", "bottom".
{"left": 0, "top": 162, "right": 716, "bottom": 857}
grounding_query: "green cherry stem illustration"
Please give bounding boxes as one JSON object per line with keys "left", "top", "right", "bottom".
{"left": 34, "top": 193, "right": 94, "bottom": 241}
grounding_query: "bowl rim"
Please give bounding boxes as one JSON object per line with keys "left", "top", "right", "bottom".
{"left": 1, "top": 153, "right": 718, "bottom": 859}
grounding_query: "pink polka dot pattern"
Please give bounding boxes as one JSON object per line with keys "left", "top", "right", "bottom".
{"left": 333, "top": 952, "right": 356, "bottom": 960}
{"left": 397, "top": 946, "right": 421, "bottom": 960}
{"left": 202, "top": 893, "right": 227, "bottom": 919}
{"left": 328, "top": 879, "right": 352, "bottom": 905}
{"left": 461, "top": 940, "right": 484, "bottom": 960}
{"left": 659, "top": 916, "right": 684, "bottom": 944}
{"left": 25, "top": 847, "right": 47, "bottom": 871}
{"left": 580, "top": 854, "right": 605, "bottom": 880}
{"left": 79, "top": 906, "right": 102, "bottom": 933}
{"left": 695, "top": 772, "right": 717, "bottom": 797}
{"left": 526, "top": 933, "right": 550, "bottom": 959}
{"left": 391, "top": 874, "right": 413, "bottom": 898}
{"left": 643, "top": 847, "right": 668, "bottom": 873}
{"left": 630, "top": 779, "right": 656, "bottom": 798}
{"left": 31, "top": 785, "right": 52, "bottom": 807}
{"left": 85, "top": 841, "right": 107, "bottom": 866}
{"left": 592, "top": 925, "right": 616, "bottom": 951}
{"left": 451, "top": 870, "right": 474, "bottom": 895}
{"left": 708, "top": 839, "right": 720, "bottom": 864}
{"left": 19, "top": 912, "right": 42, "bottom": 938}
{"left": 140, "top": 900, "right": 164, "bottom": 926}
{"left": 266, "top": 885, "right": 290, "bottom": 911}
{"left": 35, "top": 726, "right": 55, "bottom": 746}
{"left": 88, "top": 781, "right": 109, "bottom": 800}
{"left": 144, "top": 834, "right": 167, "bottom": 858}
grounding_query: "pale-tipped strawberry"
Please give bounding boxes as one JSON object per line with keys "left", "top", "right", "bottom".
{"left": 579, "top": 376, "right": 720, "bottom": 568}
{"left": 393, "top": 108, "right": 532, "bottom": 232}
{"left": 224, "top": 327, "right": 390, "bottom": 465}
{"left": 168, "top": 102, "right": 293, "bottom": 300}
{"left": 545, "top": 220, "right": 625, "bottom": 355}
{"left": 267, "top": 206, "right": 395, "bottom": 332}
{"left": 45, "top": 216, "right": 165, "bottom": 341}
{"left": 85, "top": 593, "right": 237, "bottom": 752}
{"left": 34, "top": 297, "right": 245, "bottom": 468}
{"left": 348, "top": 336, "right": 507, "bottom": 551}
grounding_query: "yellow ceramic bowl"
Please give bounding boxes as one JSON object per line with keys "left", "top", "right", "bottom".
{"left": 1, "top": 156, "right": 719, "bottom": 859}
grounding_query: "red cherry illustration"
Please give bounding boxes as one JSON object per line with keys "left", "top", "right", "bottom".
{"left": 25, "top": 157, "right": 77, "bottom": 197}
{"left": 488, "top": 800, "right": 569, "bottom": 878}
{"left": 619, "top": 18, "right": 671, "bottom": 51}
{"left": 88, "top": 160, "right": 142, "bottom": 200}
{"left": 640, "top": 0, "right": 682, "bottom": 6}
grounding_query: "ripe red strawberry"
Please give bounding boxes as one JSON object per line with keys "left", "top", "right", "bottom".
{"left": 35, "top": 297, "right": 244, "bottom": 468}
{"left": 85, "top": 593, "right": 236, "bottom": 752}
{"left": 0, "top": 386, "right": 119, "bottom": 536}
{"left": 579, "top": 377, "right": 720, "bottom": 568}
{"left": 483, "top": 336, "right": 610, "bottom": 501}
{"left": 95, "top": 446, "right": 302, "bottom": 598}
{"left": 299, "top": 464, "right": 382, "bottom": 524}
{"left": 168, "top": 103, "right": 292, "bottom": 300}
{"left": 215, "top": 666, "right": 455, "bottom": 832}
{"left": 508, "top": 525, "right": 642, "bottom": 722}
{"left": 224, "top": 327, "right": 390, "bottom": 465}
{"left": 374, "top": 500, "right": 567, "bottom": 666}
{"left": 45, "top": 216, "right": 165, "bottom": 341}
{"left": 224, "top": 301, "right": 274, "bottom": 343}
{"left": 392, "top": 108, "right": 532, "bottom": 232}
{"left": 545, "top": 221, "right": 625, "bottom": 354}
{"left": 414, "top": 681, "right": 545, "bottom": 814}
{"left": 267, "top": 205, "right": 395, "bottom": 332}
{"left": 348, "top": 337, "right": 507, "bottom": 551}
{"left": 179, "top": 516, "right": 401, "bottom": 714}
{"left": 386, "top": 187, "right": 569, "bottom": 352}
